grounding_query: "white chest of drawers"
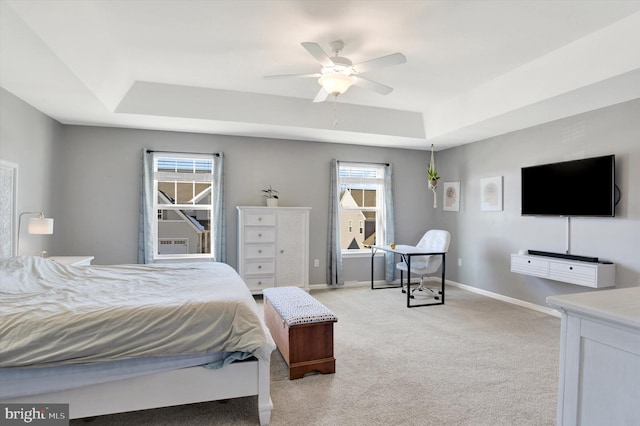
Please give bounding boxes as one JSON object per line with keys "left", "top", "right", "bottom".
{"left": 547, "top": 288, "right": 640, "bottom": 425}
{"left": 237, "top": 206, "right": 311, "bottom": 294}
{"left": 511, "top": 254, "right": 615, "bottom": 288}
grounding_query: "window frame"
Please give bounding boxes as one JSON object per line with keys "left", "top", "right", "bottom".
{"left": 338, "top": 162, "right": 387, "bottom": 256}
{"left": 151, "top": 152, "right": 215, "bottom": 262}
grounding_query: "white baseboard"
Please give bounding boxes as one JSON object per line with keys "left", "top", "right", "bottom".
{"left": 309, "top": 281, "right": 371, "bottom": 291}
{"left": 309, "top": 279, "right": 560, "bottom": 318}
{"left": 445, "top": 280, "right": 560, "bottom": 318}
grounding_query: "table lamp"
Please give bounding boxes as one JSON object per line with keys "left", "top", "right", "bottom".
{"left": 17, "top": 211, "right": 54, "bottom": 255}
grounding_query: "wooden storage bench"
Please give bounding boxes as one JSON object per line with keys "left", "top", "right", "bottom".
{"left": 263, "top": 287, "right": 337, "bottom": 380}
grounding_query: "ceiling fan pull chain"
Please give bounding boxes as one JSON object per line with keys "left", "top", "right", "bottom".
{"left": 333, "top": 95, "right": 338, "bottom": 128}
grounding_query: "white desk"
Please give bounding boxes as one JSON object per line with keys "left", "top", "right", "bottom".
{"left": 547, "top": 288, "right": 640, "bottom": 425}
{"left": 370, "top": 244, "right": 446, "bottom": 308}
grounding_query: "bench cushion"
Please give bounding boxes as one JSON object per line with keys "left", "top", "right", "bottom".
{"left": 262, "top": 287, "right": 337, "bottom": 326}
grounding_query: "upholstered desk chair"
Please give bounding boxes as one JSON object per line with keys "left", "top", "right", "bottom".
{"left": 396, "top": 229, "right": 451, "bottom": 299}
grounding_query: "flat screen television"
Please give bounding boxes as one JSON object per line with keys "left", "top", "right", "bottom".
{"left": 521, "top": 154, "right": 615, "bottom": 217}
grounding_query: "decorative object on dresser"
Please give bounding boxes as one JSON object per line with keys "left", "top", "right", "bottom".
{"left": 237, "top": 206, "right": 311, "bottom": 294}
{"left": 263, "top": 287, "right": 337, "bottom": 380}
{"left": 48, "top": 256, "right": 94, "bottom": 266}
{"left": 262, "top": 185, "right": 279, "bottom": 207}
{"left": 511, "top": 252, "right": 615, "bottom": 288}
{"left": 547, "top": 288, "right": 640, "bottom": 425}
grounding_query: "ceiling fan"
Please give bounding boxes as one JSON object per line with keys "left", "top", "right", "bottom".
{"left": 264, "top": 41, "right": 407, "bottom": 103}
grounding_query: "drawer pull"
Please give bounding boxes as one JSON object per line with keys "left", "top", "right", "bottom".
{"left": 259, "top": 217, "right": 262, "bottom": 221}
{"left": 258, "top": 250, "right": 262, "bottom": 253}
{"left": 258, "top": 233, "right": 262, "bottom": 237}
{"left": 258, "top": 281, "right": 262, "bottom": 285}
{"left": 258, "top": 265, "right": 262, "bottom": 269}
{"left": 280, "top": 250, "right": 284, "bottom": 254}
{"left": 527, "top": 260, "right": 531, "bottom": 263}
{"left": 569, "top": 267, "right": 573, "bottom": 270}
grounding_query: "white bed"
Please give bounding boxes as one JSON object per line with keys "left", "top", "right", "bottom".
{"left": 0, "top": 256, "right": 276, "bottom": 425}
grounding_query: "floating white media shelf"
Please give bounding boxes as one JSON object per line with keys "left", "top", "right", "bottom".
{"left": 511, "top": 253, "right": 615, "bottom": 288}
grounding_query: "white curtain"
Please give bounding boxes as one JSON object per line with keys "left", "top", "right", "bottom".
{"left": 383, "top": 163, "right": 396, "bottom": 283}
{"left": 211, "top": 153, "right": 225, "bottom": 263}
{"left": 327, "top": 159, "right": 344, "bottom": 286}
{"left": 138, "top": 150, "right": 154, "bottom": 264}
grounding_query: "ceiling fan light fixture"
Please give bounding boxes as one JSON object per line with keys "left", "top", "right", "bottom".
{"left": 264, "top": 41, "right": 406, "bottom": 102}
{"left": 318, "top": 73, "right": 354, "bottom": 95}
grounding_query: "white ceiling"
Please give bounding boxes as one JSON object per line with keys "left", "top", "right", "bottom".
{"left": 2, "top": 0, "right": 640, "bottom": 150}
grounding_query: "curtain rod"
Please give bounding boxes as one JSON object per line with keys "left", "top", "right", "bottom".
{"left": 146, "top": 149, "right": 220, "bottom": 157}
{"left": 338, "top": 160, "right": 390, "bottom": 166}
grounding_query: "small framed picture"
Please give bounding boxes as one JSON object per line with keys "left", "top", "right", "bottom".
{"left": 443, "top": 181, "right": 460, "bottom": 212}
{"left": 480, "top": 176, "right": 503, "bottom": 211}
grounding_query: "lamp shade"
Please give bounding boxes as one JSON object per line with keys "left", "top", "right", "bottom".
{"left": 318, "top": 73, "right": 354, "bottom": 95}
{"left": 28, "top": 217, "right": 54, "bottom": 234}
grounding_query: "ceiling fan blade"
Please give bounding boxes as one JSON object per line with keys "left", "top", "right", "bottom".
{"left": 354, "top": 52, "right": 406, "bottom": 73}
{"left": 264, "top": 72, "right": 320, "bottom": 79}
{"left": 313, "top": 87, "right": 330, "bottom": 103}
{"left": 352, "top": 76, "right": 394, "bottom": 95}
{"left": 301, "top": 42, "right": 334, "bottom": 67}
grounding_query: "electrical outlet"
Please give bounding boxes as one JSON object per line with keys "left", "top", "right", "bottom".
{"left": 458, "top": 258, "right": 462, "bottom": 267}
{"left": 314, "top": 259, "right": 320, "bottom": 267}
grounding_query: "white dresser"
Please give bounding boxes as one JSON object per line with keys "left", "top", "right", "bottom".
{"left": 237, "top": 206, "right": 311, "bottom": 294}
{"left": 547, "top": 288, "right": 640, "bottom": 426}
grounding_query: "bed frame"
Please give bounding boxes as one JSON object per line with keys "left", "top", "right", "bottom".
{"left": 2, "top": 357, "right": 272, "bottom": 425}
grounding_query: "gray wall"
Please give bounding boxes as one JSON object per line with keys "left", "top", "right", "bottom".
{"left": 0, "top": 88, "right": 60, "bottom": 256}
{"left": 52, "top": 123, "right": 433, "bottom": 284}
{"left": 2, "top": 87, "right": 639, "bottom": 308}
{"left": 432, "top": 98, "right": 640, "bottom": 305}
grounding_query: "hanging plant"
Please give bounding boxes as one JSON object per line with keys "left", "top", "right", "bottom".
{"left": 427, "top": 164, "right": 440, "bottom": 189}
{"left": 427, "top": 144, "right": 439, "bottom": 208}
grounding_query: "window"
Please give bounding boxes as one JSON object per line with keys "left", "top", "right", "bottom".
{"left": 152, "top": 153, "right": 215, "bottom": 260}
{"left": 338, "top": 163, "right": 387, "bottom": 252}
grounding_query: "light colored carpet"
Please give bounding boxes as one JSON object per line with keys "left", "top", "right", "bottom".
{"left": 71, "top": 285, "right": 560, "bottom": 425}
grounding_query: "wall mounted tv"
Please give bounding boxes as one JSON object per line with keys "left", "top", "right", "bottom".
{"left": 521, "top": 154, "right": 615, "bottom": 217}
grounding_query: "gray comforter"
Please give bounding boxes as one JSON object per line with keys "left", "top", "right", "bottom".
{"left": 0, "top": 256, "right": 275, "bottom": 367}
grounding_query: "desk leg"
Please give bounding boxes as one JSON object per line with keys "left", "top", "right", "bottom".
{"left": 371, "top": 249, "right": 401, "bottom": 290}
{"left": 407, "top": 253, "right": 446, "bottom": 308}
{"left": 441, "top": 254, "right": 445, "bottom": 304}
{"left": 370, "top": 248, "right": 375, "bottom": 290}
{"left": 406, "top": 256, "right": 411, "bottom": 308}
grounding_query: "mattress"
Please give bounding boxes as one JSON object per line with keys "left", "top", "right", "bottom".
{"left": 0, "top": 257, "right": 275, "bottom": 386}
{"left": 0, "top": 351, "right": 255, "bottom": 399}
